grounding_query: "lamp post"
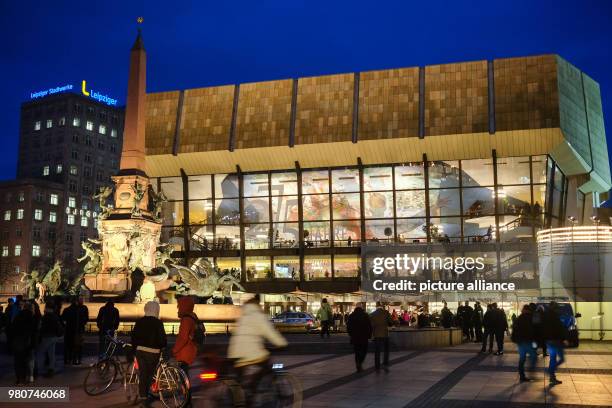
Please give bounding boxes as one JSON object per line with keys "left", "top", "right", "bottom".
{"left": 567, "top": 216, "right": 578, "bottom": 314}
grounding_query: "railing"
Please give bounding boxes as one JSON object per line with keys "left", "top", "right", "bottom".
{"left": 537, "top": 226, "right": 612, "bottom": 256}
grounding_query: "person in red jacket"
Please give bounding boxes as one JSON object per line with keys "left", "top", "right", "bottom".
{"left": 172, "top": 296, "right": 198, "bottom": 373}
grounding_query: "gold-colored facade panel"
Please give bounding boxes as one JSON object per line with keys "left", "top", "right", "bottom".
{"left": 145, "top": 91, "right": 179, "bottom": 155}
{"left": 295, "top": 73, "right": 354, "bottom": 145}
{"left": 235, "top": 79, "right": 293, "bottom": 149}
{"left": 179, "top": 85, "right": 235, "bottom": 153}
{"left": 358, "top": 67, "right": 419, "bottom": 140}
{"left": 425, "top": 60, "right": 489, "bottom": 136}
{"left": 494, "top": 54, "right": 560, "bottom": 131}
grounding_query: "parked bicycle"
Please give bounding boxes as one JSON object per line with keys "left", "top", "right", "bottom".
{"left": 83, "top": 332, "right": 131, "bottom": 396}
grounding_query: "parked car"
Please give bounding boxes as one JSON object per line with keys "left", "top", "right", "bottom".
{"left": 536, "top": 302, "right": 581, "bottom": 347}
{"left": 271, "top": 311, "right": 318, "bottom": 332}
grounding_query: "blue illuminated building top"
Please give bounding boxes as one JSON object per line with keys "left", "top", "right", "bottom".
{"left": 29, "top": 80, "right": 118, "bottom": 106}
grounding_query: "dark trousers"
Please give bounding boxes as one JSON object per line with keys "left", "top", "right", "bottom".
{"left": 495, "top": 330, "right": 505, "bottom": 352}
{"left": 136, "top": 350, "right": 159, "bottom": 399}
{"left": 353, "top": 343, "right": 368, "bottom": 370}
{"left": 14, "top": 349, "right": 30, "bottom": 383}
{"left": 474, "top": 325, "right": 483, "bottom": 342}
{"left": 320, "top": 321, "right": 331, "bottom": 338}
{"left": 481, "top": 329, "right": 494, "bottom": 351}
{"left": 374, "top": 337, "right": 389, "bottom": 369}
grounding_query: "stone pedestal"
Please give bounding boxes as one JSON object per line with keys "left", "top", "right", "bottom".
{"left": 85, "top": 271, "right": 130, "bottom": 292}
{"left": 99, "top": 217, "right": 161, "bottom": 272}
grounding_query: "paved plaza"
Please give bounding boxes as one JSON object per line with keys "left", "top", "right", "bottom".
{"left": 1, "top": 336, "right": 612, "bottom": 407}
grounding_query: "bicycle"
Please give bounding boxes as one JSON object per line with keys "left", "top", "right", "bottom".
{"left": 203, "top": 354, "right": 302, "bottom": 408}
{"left": 125, "top": 348, "right": 191, "bottom": 408}
{"left": 83, "top": 333, "right": 131, "bottom": 396}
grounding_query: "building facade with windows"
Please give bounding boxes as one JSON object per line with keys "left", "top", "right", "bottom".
{"left": 143, "top": 55, "right": 610, "bottom": 300}
{"left": 0, "top": 91, "right": 124, "bottom": 297}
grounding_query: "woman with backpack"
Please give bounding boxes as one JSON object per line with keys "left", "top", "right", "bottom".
{"left": 173, "top": 296, "right": 204, "bottom": 372}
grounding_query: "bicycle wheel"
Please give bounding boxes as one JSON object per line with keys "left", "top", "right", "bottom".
{"left": 208, "top": 379, "right": 245, "bottom": 408}
{"left": 253, "top": 372, "right": 302, "bottom": 408}
{"left": 83, "top": 358, "right": 118, "bottom": 396}
{"left": 157, "top": 365, "right": 190, "bottom": 408}
{"left": 123, "top": 361, "right": 140, "bottom": 405}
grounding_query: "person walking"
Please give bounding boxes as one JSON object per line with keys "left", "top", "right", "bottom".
{"left": 316, "top": 298, "right": 333, "bottom": 339}
{"left": 37, "top": 302, "right": 64, "bottom": 377}
{"left": 369, "top": 302, "right": 393, "bottom": 372}
{"left": 346, "top": 304, "right": 372, "bottom": 372}
{"left": 132, "top": 301, "right": 168, "bottom": 406}
{"left": 459, "top": 301, "right": 474, "bottom": 341}
{"left": 61, "top": 297, "right": 89, "bottom": 365}
{"left": 481, "top": 304, "right": 495, "bottom": 353}
{"left": 532, "top": 303, "right": 548, "bottom": 357}
{"left": 440, "top": 302, "right": 453, "bottom": 329}
{"left": 96, "top": 301, "right": 120, "bottom": 354}
{"left": 542, "top": 302, "right": 567, "bottom": 386}
{"left": 473, "top": 302, "right": 484, "bottom": 343}
{"left": 512, "top": 304, "right": 537, "bottom": 382}
{"left": 493, "top": 303, "right": 508, "bottom": 355}
{"left": 11, "top": 301, "right": 36, "bottom": 384}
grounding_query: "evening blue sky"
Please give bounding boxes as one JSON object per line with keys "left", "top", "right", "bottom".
{"left": 1, "top": 1, "right": 611, "bottom": 180}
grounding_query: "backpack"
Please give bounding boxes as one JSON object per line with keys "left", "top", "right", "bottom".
{"left": 187, "top": 315, "right": 206, "bottom": 351}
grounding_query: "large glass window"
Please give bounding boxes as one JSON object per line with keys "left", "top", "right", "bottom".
{"left": 331, "top": 168, "right": 359, "bottom": 192}
{"left": 429, "top": 189, "right": 461, "bottom": 217}
{"left": 215, "top": 199, "right": 240, "bottom": 224}
{"left": 394, "top": 163, "right": 424, "bottom": 189}
{"left": 396, "top": 218, "right": 426, "bottom": 243}
{"left": 497, "top": 185, "right": 531, "bottom": 215}
{"left": 333, "top": 220, "right": 361, "bottom": 245}
{"left": 245, "top": 224, "right": 270, "bottom": 249}
{"left": 304, "top": 255, "right": 332, "bottom": 280}
{"left": 162, "top": 201, "right": 184, "bottom": 226}
{"left": 272, "top": 223, "right": 299, "bottom": 247}
{"left": 429, "top": 161, "right": 460, "bottom": 188}
{"left": 303, "top": 194, "right": 330, "bottom": 221}
{"left": 462, "top": 187, "right": 495, "bottom": 217}
{"left": 188, "top": 200, "right": 213, "bottom": 224}
{"left": 429, "top": 217, "right": 461, "bottom": 242}
{"left": 334, "top": 255, "right": 360, "bottom": 278}
{"left": 243, "top": 196, "right": 269, "bottom": 223}
{"left": 532, "top": 155, "right": 547, "bottom": 184}
{"left": 215, "top": 174, "right": 239, "bottom": 198}
{"left": 273, "top": 257, "right": 299, "bottom": 279}
{"left": 246, "top": 256, "right": 272, "bottom": 280}
{"left": 364, "top": 192, "right": 393, "bottom": 218}
{"left": 396, "top": 190, "right": 425, "bottom": 217}
{"left": 271, "top": 172, "right": 297, "bottom": 195}
{"left": 496, "top": 156, "right": 531, "bottom": 185}
{"left": 188, "top": 176, "right": 212, "bottom": 199}
{"left": 160, "top": 177, "right": 183, "bottom": 200}
{"left": 244, "top": 173, "right": 269, "bottom": 197}
{"left": 272, "top": 196, "right": 299, "bottom": 222}
{"left": 303, "top": 221, "right": 330, "bottom": 247}
{"left": 332, "top": 193, "right": 360, "bottom": 219}
{"left": 364, "top": 167, "right": 392, "bottom": 191}
{"left": 365, "top": 219, "right": 394, "bottom": 242}
{"left": 215, "top": 225, "right": 240, "bottom": 249}
{"left": 461, "top": 159, "right": 494, "bottom": 187}
{"left": 302, "top": 170, "right": 329, "bottom": 194}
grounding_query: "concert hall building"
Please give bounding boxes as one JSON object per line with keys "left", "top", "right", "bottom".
{"left": 143, "top": 54, "right": 610, "bottom": 311}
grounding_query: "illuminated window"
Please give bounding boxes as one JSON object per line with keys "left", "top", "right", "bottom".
{"left": 111, "top": 129, "right": 117, "bottom": 138}
{"left": 34, "top": 209, "right": 43, "bottom": 221}
{"left": 86, "top": 121, "right": 94, "bottom": 131}
{"left": 68, "top": 196, "right": 76, "bottom": 208}
{"left": 49, "top": 211, "right": 57, "bottom": 223}
{"left": 3, "top": 210, "right": 10, "bottom": 221}
{"left": 50, "top": 194, "right": 58, "bottom": 205}
{"left": 56, "top": 164, "right": 63, "bottom": 174}
{"left": 72, "top": 117, "right": 80, "bottom": 127}
{"left": 80, "top": 217, "right": 88, "bottom": 227}
{"left": 59, "top": 117, "right": 66, "bottom": 126}
{"left": 70, "top": 165, "right": 78, "bottom": 175}
{"left": 43, "top": 165, "right": 50, "bottom": 176}
{"left": 1, "top": 246, "right": 7, "bottom": 257}
{"left": 17, "top": 192, "right": 24, "bottom": 202}
{"left": 46, "top": 119, "right": 52, "bottom": 129}
{"left": 14, "top": 245, "right": 21, "bottom": 256}
{"left": 16, "top": 209, "right": 23, "bottom": 220}
{"left": 34, "top": 121, "right": 41, "bottom": 131}
{"left": 67, "top": 214, "right": 75, "bottom": 225}
{"left": 32, "top": 245, "right": 41, "bottom": 257}
{"left": 99, "top": 124, "right": 106, "bottom": 135}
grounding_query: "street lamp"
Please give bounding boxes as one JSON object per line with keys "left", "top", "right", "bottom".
{"left": 567, "top": 216, "right": 578, "bottom": 314}
{"left": 590, "top": 216, "right": 604, "bottom": 340}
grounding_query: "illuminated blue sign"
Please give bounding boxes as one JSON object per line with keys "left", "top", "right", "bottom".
{"left": 29, "top": 80, "right": 118, "bottom": 106}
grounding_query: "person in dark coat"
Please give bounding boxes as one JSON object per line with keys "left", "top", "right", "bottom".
{"left": 493, "top": 304, "right": 508, "bottom": 355}
{"left": 472, "top": 302, "right": 484, "bottom": 343}
{"left": 481, "top": 304, "right": 495, "bottom": 353}
{"left": 132, "top": 301, "right": 167, "bottom": 404}
{"left": 512, "top": 304, "right": 537, "bottom": 382}
{"left": 346, "top": 305, "right": 372, "bottom": 372}
{"left": 96, "top": 301, "right": 120, "bottom": 354}
{"left": 37, "top": 302, "right": 64, "bottom": 377}
{"left": 61, "top": 297, "right": 89, "bottom": 365}
{"left": 369, "top": 302, "right": 393, "bottom": 372}
{"left": 440, "top": 302, "right": 453, "bottom": 329}
{"left": 531, "top": 303, "right": 547, "bottom": 357}
{"left": 11, "top": 302, "right": 36, "bottom": 384}
{"left": 458, "top": 301, "right": 474, "bottom": 341}
{"left": 542, "top": 302, "right": 567, "bottom": 386}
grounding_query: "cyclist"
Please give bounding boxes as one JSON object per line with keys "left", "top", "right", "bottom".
{"left": 131, "top": 301, "right": 167, "bottom": 406}
{"left": 228, "top": 294, "right": 287, "bottom": 392}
